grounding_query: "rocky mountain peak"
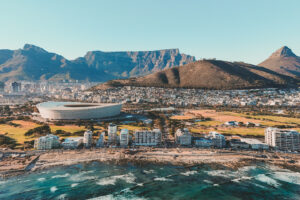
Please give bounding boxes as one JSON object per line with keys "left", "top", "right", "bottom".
{"left": 23, "top": 44, "right": 47, "bottom": 53}
{"left": 270, "top": 46, "right": 296, "bottom": 58}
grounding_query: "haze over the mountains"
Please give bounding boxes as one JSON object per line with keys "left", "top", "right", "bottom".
{"left": 0, "top": 44, "right": 195, "bottom": 82}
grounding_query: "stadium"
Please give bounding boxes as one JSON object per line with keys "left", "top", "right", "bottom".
{"left": 36, "top": 101, "right": 122, "bottom": 120}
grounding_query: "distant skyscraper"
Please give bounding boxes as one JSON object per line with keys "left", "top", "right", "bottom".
{"left": 108, "top": 123, "right": 117, "bottom": 144}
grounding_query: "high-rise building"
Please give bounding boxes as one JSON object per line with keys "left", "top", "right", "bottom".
{"left": 207, "top": 132, "right": 226, "bottom": 148}
{"left": 108, "top": 123, "right": 117, "bottom": 144}
{"left": 34, "top": 134, "right": 60, "bottom": 150}
{"left": 265, "top": 127, "right": 300, "bottom": 151}
{"left": 175, "top": 128, "right": 192, "bottom": 146}
{"left": 11, "top": 82, "right": 21, "bottom": 93}
{"left": 83, "top": 130, "right": 93, "bottom": 148}
{"left": 96, "top": 132, "right": 106, "bottom": 147}
{"left": 134, "top": 129, "right": 161, "bottom": 146}
{"left": 120, "top": 129, "right": 129, "bottom": 147}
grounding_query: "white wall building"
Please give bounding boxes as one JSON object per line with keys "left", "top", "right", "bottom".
{"left": 265, "top": 127, "right": 300, "bottom": 151}
{"left": 84, "top": 130, "right": 93, "bottom": 148}
{"left": 108, "top": 123, "right": 118, "bottom": 144}
{"left": 120, "top": 129, "right": 129, "bottom": 147}
{"left": 207, "top": 132, "right": 226, "bottom": 148}
{"left": 62, "top": 137, "right": 83, "bottom": 149}
{"left": 175, "top": 128, "right": 192, "bottom": 146}
{"left": 240, "top": 138, "right": 269, "bottom": 150}
{"left": 134, "top": 129, "right": 161, "bottom": 146}
{"left": 34, "top": 134, "right": 60, "bottom": 150}
{"left": 37, "top": 101, "right": 122, "bottom": 120}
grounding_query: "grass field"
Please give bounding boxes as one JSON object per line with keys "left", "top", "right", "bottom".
{"left": 170, "top": 115, "right": 195, "bottom": 120}
{"left": 222, "top": 111, "right": 300, "bottom": 125}
{"left": 190, "top": 127, "right": 265, "bottom": 137}
{"left": 186, "top": 109, "right": 300, "bottom": 137}
{"left": 196, "top": 120, "right": 223, "bottom": 126}
{"left": 0, "top": 120, "right": 95, "bottom": 146}
{"left": 119, "top": 125, "right": 149, "bottom": 132}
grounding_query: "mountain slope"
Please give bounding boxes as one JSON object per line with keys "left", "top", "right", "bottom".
{"left": 93, "top": 59, "right": 297, "bottom": 90}
{"left": 259, "top": 46, "right": 300, "bottom": 78}
{"left": 0, "top": 44, "right": 195, "bottom": 82}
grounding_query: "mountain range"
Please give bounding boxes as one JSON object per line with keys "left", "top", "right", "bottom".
{"left": 0, "top": 44, "right": 299, "bottom": 90}
{"left": 0, "top": 44, "right": 195, "bottom": 82}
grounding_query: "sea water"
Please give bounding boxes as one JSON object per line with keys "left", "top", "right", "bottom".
{"left": 0, "top": 162, "right": 299, "bottom": 200}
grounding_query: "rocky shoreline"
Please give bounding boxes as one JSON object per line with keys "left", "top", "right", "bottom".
{"left": 1, "top": 148, "right": 300, "bottom": 178}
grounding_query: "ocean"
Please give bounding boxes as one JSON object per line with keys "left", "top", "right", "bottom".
{"left": 0, "top": 162, "right": 299, "bottom": 200}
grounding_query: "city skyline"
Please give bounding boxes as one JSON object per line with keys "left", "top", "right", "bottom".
{"left": 0, "top": 0, "right": 299, "bottom": 64}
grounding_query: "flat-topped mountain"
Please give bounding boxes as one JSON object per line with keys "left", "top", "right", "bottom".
{"left": 259, "top": 46, "right": 300, "bottom": 78}
{"left": 0, "top": 44, "right": 195, "bottom": 81}
{"left": 93, "top": 59, "right": 297, "bottom": 90}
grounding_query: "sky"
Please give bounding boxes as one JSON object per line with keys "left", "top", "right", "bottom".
{"left": 0, "top": 0, "right": 299, "bottom": 64}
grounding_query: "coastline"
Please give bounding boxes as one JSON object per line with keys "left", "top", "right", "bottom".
{"left": 1, "top": 148, "right": 299, "bottom": 178}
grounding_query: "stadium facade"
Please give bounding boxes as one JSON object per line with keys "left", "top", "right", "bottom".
{"left": 36, "top": 101, "right": 122, "bottom": 120}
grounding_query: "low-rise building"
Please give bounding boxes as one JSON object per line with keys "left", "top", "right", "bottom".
{"left": 229, "top": 139, "right": 250, "bottom": 149}
{"left": 34, "top": 134, "right": 60, "bottom": 150}
{"left": 265, "top": 127, "right": 300, "bottom": 151}
{"left": 207, "top": 132, "right": 226, "bottom": 148}
{"left": 194, "top": 138, "right": 212, "bottom": 148}
{"left": 240, "top": 138, "right": 269, "bottom": 150}
{"left": 134, "top": 129, "right": 161, "bottom": 146}
{"left": 175, "top": 128, "right": 192, "bottom": 146}
{"left": 62, "top": 137, "right": 83, "bottom": 149}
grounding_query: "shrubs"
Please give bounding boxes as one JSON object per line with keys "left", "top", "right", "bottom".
{"left": 0, "top": 135, "right": 17, "bottom": 149}
{"left": 24, "top": 125, "right": 51, "bottom": 137}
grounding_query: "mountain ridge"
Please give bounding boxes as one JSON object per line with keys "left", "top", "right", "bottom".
{"left": 0, "top": 44, "right": 195, "bottom": 82}
{"left": 92, "top": 59, "right": 298, "bottom": 90}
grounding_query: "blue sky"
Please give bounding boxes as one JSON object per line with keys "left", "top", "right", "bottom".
{"left": 0, "top": 0, "right": 299, "bottom": 64}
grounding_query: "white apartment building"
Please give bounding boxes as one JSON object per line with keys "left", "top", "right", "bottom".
{"left": 175, "top": 128, "right": 192, "bottom": 146}
{"left": 265, "top": 127, "right": 300, "bottom": 151}
{"left": 62, "top": 137, "right": 83, "bottom": 149}
{"left": 207, "top": 132, "right": 226, "bottom": 148}
{"left": 34, "top": 134, "right": 60, "bottom": 150}
{"left": 134, "top": 129, "right": 162, "bottom": 146}
{"left": 120, "top": 129, "right": 129, "bottom": 147}
{"left": 83, "top": 130, "right": 93, "bottom": 148}
{"left": 108, "top": 123, "right": 118, "bottom": 144}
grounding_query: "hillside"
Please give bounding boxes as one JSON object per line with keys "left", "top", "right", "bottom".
{"left": 92, "top": 59, "right": 298, "bottom": 90}
{"left": 259, "top": 46, "right": 300, "bottom": 78}
{"left": 0, "top": 44, "right": 195, "bottom": 82}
